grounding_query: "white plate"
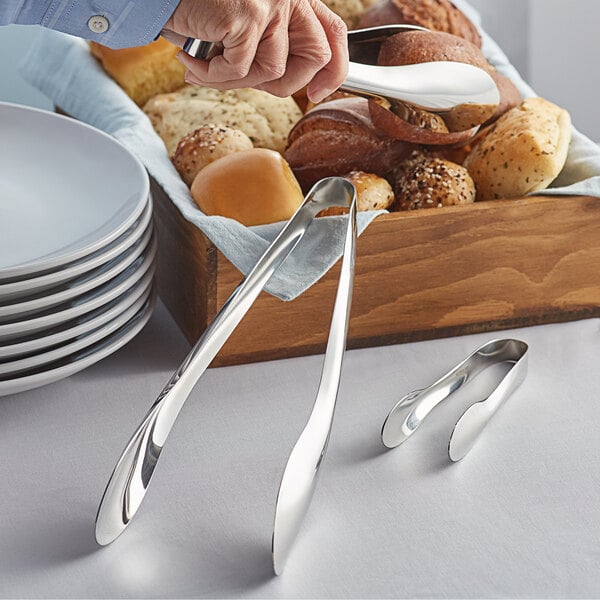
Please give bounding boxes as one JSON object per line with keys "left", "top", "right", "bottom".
{"left": 0, "top": 102, "right": 149, "bottom": 280}
{"left": 0, "top": 292, "right": 156, "bottom": 397}
{"left": 0, "top": 223, "right": 153, "bottom": 322}
{"left": 0, "top": 285, "right": 154, "bottom": 376}
{"left": 0, "top": 269, "right": 154, "bottom": 360}
{"left": 0, "top": 236, "right": 156, "bottom": 343}
{"left": 0, "top": 196, "right": 153, "bottom": 302}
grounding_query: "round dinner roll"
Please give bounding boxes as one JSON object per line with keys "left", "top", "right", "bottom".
{"left": 464, "top": 97, "right": 572, "bottom": 201}
{"left": 171, "top": 124, "right": 254, "bottom": 187}
{"left": 392, "top": 154, "right": 476, "bottom": 210}
{"left": 191, "top": 148, "right": 304, "bottom": 226}
{"left": 319, "top": 171, "right": 395, "bottom": 216}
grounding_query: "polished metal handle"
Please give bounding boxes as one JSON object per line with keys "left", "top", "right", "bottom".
{"left": 272, "top": 187, "right": 357, "bottom": 575}
{"left": 342, "top": 60, "right": 500, "bottom": 112}
{"left": 181, "top": 27, "right": 499, "bottom": 114}
{"left": 381, "top": 339, "right": 529, "bottom": 461}
{"left": 95, "top": 177, "right": 357, "bottom": 546}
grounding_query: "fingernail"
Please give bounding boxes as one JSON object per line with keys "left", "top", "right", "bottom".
{"left": 307, "top": 88, "right": 330, "bottom": 105}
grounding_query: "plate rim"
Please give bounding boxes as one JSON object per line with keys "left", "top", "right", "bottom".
{"left": 0, "top": 101, "right": 150, "bottom": 280}
{"left": 0, "top": 270, "right": 154, "bottom": 360}
{"left": 0, "top": 223, "right": 154, "bottom": 321}
{"left": 0, "top": 285, "right": 154, "bottom": 376}
{"left": 0, "top": 197, "right": 153, "bottom": 301}
{"left": 0, "top": 236, "right": 157, "bottom": 342}
{"left": 0, "top": 291, "right": 156, "bottom": 396}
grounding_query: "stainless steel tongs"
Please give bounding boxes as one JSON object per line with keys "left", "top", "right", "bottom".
{"left": 181, "top": 25, "right": 500, "bottom": 114}
{"left": 95, "top": 177, "right": 357, "bottom": 547}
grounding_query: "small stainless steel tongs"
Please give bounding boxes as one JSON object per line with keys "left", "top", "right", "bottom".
{"left": 95, "top": 177, "right": 357, "bottom": 547}
{"left": 181, "top": 25, "right": 500, "bottom": 114}
{"left": 382, "top": 339, "right": 528, "bottom": 461}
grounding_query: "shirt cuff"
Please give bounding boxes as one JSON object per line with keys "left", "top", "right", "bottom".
{"left": 39, "top": 0, "right": 183, "bottom": 49}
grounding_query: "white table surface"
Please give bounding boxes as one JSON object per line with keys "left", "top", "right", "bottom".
{"left": 1, "top": 299, "right": 599, "bottom": 599}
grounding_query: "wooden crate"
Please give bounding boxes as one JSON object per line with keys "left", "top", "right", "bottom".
{"left": 151, "top": 178, "right": 600, "bottom": 367}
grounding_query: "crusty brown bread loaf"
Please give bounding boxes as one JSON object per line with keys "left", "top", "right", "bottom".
{"left": 144, "top": 85, "right": 302, "bottom": 155}
{"left": 358, "top": 0, "right": 481, "bottom": 47}
{"left": 90, "top": 39, "right": 186, "bottom": 107}
{"left": 464, "top": 97, "right": 572, "bottom": 201}
{"left": 171, "top": 124, "right": 254, "bottom": 187}
{"left": 284, "top": 97, "right": 416, "bottom": 190}
{"left": 377, "top": 29, "right": 488, "bottom": 70}
{"left": 376, "top": 30, "right": 520, "bottom": 130}
{"left": 392, "top": 152, "right": 476, "bottom": 210}
{"left": 487, "top": 70, "right": 523, "bottom": 126}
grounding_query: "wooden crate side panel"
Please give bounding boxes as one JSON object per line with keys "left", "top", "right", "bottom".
{"left": 211, "top": 196, "right": 600, "bottom": 365}
{"left": 151, "top": 178, "right": 217, "bottom": 344}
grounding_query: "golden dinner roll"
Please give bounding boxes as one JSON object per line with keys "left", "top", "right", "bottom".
{"left": 464, "top": 97, "right": 572, "bottom": 201}
{"left": 392, "top": 154, "right": 476, "bottom": 210}
{"left": 90, "top": 39, "right": 186, "bottom": 107}
{"left": 144, "top": 85, "right": 302, "bottom": 155}
{"left": 319, "top": 171, "right": 395, "bottom": 216}
{"left": 191, "top": 149, "right": 304, "bottom": 226}
{"left": 171, "top": 124, "right": 254, "bottom": 187}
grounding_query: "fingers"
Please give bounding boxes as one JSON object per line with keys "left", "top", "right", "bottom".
{"left": 305, "top": 0, "right": 349, "bottom": 103}
{"left": 168, "top": 0, "right": 348, "bottom": 99}
{"left": 178, "top": 20, "right": 291, "bottom": 90}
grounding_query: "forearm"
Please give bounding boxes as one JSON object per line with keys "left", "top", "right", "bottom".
{"left": 4, "top": 0, "right": 181, "bottom": 48}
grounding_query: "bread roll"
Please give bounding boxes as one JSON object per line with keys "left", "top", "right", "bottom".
{"left": 191, "top": 148, "right": 304, "bottom": 226}
{"left": 378, "top": 30, "right": 488, "bottom": 71}
{"left": 464, "top": 97, "right": 572, "bottom": 201}
{"left": 144, "top": 85, "right": 302, "bottom": 155}
{"left": 376, "top": 30, "right": 508, "bottom": 130}
{"left": 285, "top": 97, "right": 416, "bottom": 190}
{"left": 90, "top": 39, "right": 186, "bottom": 107}
{"left": 319, "top": 171, "right": 395, "bottom": 216}
{"left": 392, "top": 153, "right": 476, "bottom": 210}
{"left": 171, "top": 124, "right": 253, "bottom": 186}
{"left": 321, "top": 0, "right": 379, "bottom": 28}
{"left": 358, "top": 0, "right": 481, "bottom": 48}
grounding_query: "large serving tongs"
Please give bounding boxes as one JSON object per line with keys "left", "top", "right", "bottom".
{"left": 382, "top": 339, "right": 528, "bottom": 461}
{"left": 94, "top": 177, "right": 357, "bottom": 547}
{"left": 181, "top": 25, "right": 499, "bottom": 114}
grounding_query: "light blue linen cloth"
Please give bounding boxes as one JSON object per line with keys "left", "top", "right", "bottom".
{"left": 19, "top": 0, "right": 600, "bottom": 300}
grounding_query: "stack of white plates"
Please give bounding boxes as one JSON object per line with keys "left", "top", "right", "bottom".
{"left": 0, "top": 102, "right": 156, "bottom": 396}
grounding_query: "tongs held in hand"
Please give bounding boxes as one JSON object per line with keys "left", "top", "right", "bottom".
{"left": 181, "top": 25, "right": 500, "bottom": 114}
{"left": 95, "top": 178, "right": 357, "bottom": 547}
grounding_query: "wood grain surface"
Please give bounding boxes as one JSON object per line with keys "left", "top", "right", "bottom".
{"left": 151, "top": 179, "right": 600, "bottom": 366}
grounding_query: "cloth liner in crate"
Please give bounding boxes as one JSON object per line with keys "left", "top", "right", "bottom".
{"left": 20, "top": 0, "right": 600, "bottom": 301}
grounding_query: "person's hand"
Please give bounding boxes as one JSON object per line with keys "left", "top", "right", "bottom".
{"left": 162, "top": 0, "right": 348, "bottom": 103}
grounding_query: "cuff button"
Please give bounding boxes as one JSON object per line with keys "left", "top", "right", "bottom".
{"left": 88, "top": 15, "right": 109, "bottom": 34}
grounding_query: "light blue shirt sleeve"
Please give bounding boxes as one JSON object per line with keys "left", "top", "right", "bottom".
{"left": 0, "top": 0, "right": 182, "bottom": 48}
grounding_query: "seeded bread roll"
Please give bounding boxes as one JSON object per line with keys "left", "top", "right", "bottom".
{"left": 464, "top": 97, "right": 572, "bottom": 201}
{"left": 321, "top": 0, "right": 379, "bottom": 28}
{"left": 171, "top": 124, "right": 254, "bottom": 186}
{"left": 358, "top": 0, "right": 481, "bottom": 47}
{"left": 392, "top": 153, "right": 476, "bottom": 210}
{"left": 319, "top": 171, "right": 395, "bottom": 216}
{"left": 90, "top": 39, "right": 186, "bottom": 107}
{"left": 144, "top": 85, "right": 302, "bottom": 155}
